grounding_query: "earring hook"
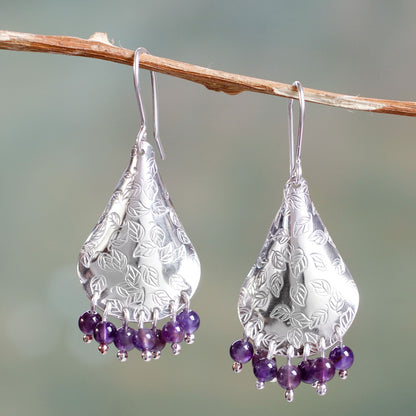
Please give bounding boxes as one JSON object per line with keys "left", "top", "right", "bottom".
{"left": 288, "top": 81, "right": 305, "bottom": 182}
{"left": 133, "top": 47, "right": 165, "bottom": 160}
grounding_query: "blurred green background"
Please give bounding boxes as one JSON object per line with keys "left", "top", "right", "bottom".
{"left": 1, "top": 1, "right": 415, "bottom": 415}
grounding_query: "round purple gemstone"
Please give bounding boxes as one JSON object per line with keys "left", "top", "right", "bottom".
{"left": 253, "top": 357, "right": 277, "bottom": 382}
{"left": 151, "top": 329, "right": 166, "bottom": 352}
{"left": 78, "top": 310, "right": 102, "bottom": 335}
{"left": 329, "top": 346, "right": 354, "bottom": 370}
{"left": 311, "top": 357, "right": 336, "bottom": 382}
{"left": 177, "top": 310, "right": 200, "bottom": 334}
{"left": 133, "top": 328, "right": 156, "bottom": 351}
{"left": 114, "top": 327, "right": 136, "bottom": 352}
{"left": 229, "top": 339, "right": 254, "bottom": 364}
{"left": 276, "top": 364, "right": 302, "bottom": 389}
{"left": 298, "top": 359, "right": 315, "bottom": 384}
{"left": 252, "top": 350, "right": 268, "bottom": 366}
{"left": 161, "top": 321, "right": 185, "bottom": 343}
{"left": 93, "top": 321, "right": 117, "bottom": 344}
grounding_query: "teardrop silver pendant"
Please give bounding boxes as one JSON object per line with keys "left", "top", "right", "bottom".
{"left": 229, "top": 82, "right": 359, "bottom": 401}
{"left": 77, "top": 48, "right": 201, "bottom": 360}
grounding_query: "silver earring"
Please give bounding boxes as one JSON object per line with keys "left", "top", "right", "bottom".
{"left": 229, "top": 81, "right": 359, "bottom": 401}
{"left": 77, "top": 48, "right": 201, "bottom": 361}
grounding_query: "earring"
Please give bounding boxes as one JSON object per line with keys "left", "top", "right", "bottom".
{"left": 77, "top": 48, "right": 201, "bottom": 361}
{"left": 229, "top": 82, "right": 359, "bottom": 401}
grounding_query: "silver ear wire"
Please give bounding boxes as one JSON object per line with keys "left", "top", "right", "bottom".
{"left": 133, "top": 47, "right": 165, "bottom": 160}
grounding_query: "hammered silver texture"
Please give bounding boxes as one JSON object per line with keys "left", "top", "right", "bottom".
{"left": 238, "top": 177, "right": 359, "bottom": 357}
{"left": 77, "top": 141, "right": 201, "bottom": 322}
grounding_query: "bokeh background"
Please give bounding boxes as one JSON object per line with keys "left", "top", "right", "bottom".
{"left": 1, "top": 1, "right": 415, "bottom": 415}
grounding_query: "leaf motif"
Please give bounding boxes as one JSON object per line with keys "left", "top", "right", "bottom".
{"left": 160, "top": 242, "right": 174, "bottom": 263}
{"left": 270, "top": 273, "right": 284, "bottom": 298}
{"left": 177, "top": 228, "right": 191, "bottom": 245}
{"left": 90, "top": 275, "right": 107, "bottom": 293}
{"left": 282, "top": 243, "right": 293, "bottom": 262}
{"left": 290, "top": 283, "right": 308, "bottom": 307}
{"left": 169, "top": 274, "right": 190, "bottom": 291}
{"left": 309, "top": 229, "right": 329, "bottom": 245}
{"left": 152, "top": 290, "right": 171, "bottom": 308}
{"left": 304, "top": 331, "right": 319, "bottom": 345}
{"left": 79, "top": 244, "right": 95, "bottom": 268}
{"left": 152, "top": 199, "right": 168, "bottom": 216}
{"left": 270, "top": 304, "right": 291, "bottom": 321}
{"left": 254, "top": 271, "right": 267, "bottom": 289}
{"left": 111, "top": 249, "right": 127, "bottom": 272}
{"left": 109, "top": 228, "right": 128, "bottom": 249}
{"left": 271, "top": 250, "right": 286, "bottom": 271}
{"left": 290, "top": 312, "right": 311, "bottom": 328}
{"left": 125, "top": 265, "right": 141, "bottom": 287}
{"left": 339, "top": 307, "right": 355, "bottom": 332}
{"left": 170, "top": 211, "right": 181, "bottom": 227}
{"left": 255, "top": 255, "right": 268, "bottom": 269}
{"left": 150, "top": 226, "right": 166, "bottom": 247}
{"left": 114, "top": 285, "right": 129, "bottom": 298}
{"left": 309, "top": 307, "right": 329, "bottom": 329}
{"left": 329, "top": 292, "right": 345, "bottom": 312}
{"left": 91, "top": 222, "right": 106, "bottom": 242}
{"left": 288, "top": 193, "right": 305, "bottom": 209}
{"left": 109, "top": 212, "right": 121, "bottom": 228}
{"left": 107, "top": 299, "right": 123, "bottom": 314}
{"left": 97, "top": 253, "right": 112, "bottom": 271}
{"left": 253, "top": 290, "right": 269, "bottom": 309}
{"left": 293, "top": 214, "right": 311, "bottom": 237}
{"left": 127, "top": 288, "right": 145, "bottom": 306}
{"left": 133, "top": 241, "right": 156, "bottom": 258}
{"left": 290, "top": 249, "right": 308, "bottom": 278}
{"left": 127, "top": 221, "right": 145, "bottom": 243}
{"left": 143, "top": 179, "right": 159, "bottom": 201}
{"left": 310, "top": 279, "right": 331, "bottom": 296}
{"left": 137, "top": 265, "right": 159, "bottom": 287}
{"left": 174, "top": 245, "right": 187, "bottom": 263}
{"left": 275, "top": 228, "right": 290, "bottom": 244}
{"left": 239, "top": 307, "right": 252, "bottom": 325}
{"left": 311, "top": 253, "right": 327, "bottom": 271}
{"left": 287, "top": 327, "right": 303, "bottom": 349}
{"left": 333, "top": 258, "right": 346, "bottom": 274}
{"left": 127, "top": 201, "right": 150, "bottom": 217}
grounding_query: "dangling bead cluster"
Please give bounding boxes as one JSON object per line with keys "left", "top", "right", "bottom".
{"left": 229, "top": 336, "right": 354, "bottom": 402}
{"left": 78, "top": 294, "right": 200, "bottom": 362}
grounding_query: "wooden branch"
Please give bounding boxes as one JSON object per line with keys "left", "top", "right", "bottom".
{"left": 1, "top": 30, "right": 415, "bottom": 117}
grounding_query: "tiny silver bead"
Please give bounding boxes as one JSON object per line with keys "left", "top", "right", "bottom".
{"left": 232, "top": 362, "right": 242, "bottom": 373}
{"left": 311, "top": 381, "right": 318, "bottom": 388}
{"left": 83, "top": 334, "right": 93, "bottom": 343}
{"left": 171, "top": 343, "right": 181, "bottom": 355}
{"left": 316, "top": 382, "right": 327, "bottom": 396}
{"left": 185, "top": 334, "right": 195, "bottom": 344}
{"left": 285, "top": 389, "right": 294, "bottom": 402}
{"left": 255, "top": 380, "right": 265, "bottom": 390}
{"left": 141, "top": 350, "right": 152, "bottom": 361}
{"left": 152, "top": 351, "right": 161, "bottom": 360}
{"left": 339, "top": 369, "right": 348, "bottom": 380}
{"left": 98, "top": 343, "right": 109, "bottom": 355}
{"left": 117, "top": 350, "right": 128, "bottom": 362}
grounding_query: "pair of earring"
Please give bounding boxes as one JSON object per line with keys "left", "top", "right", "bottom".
{"left": 76, "top": 49, "right": 359, "bottom": 402}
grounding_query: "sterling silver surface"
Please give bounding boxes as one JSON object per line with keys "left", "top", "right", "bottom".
{"left": 238, "top": 176, "right": 359, "bottom": 357}
{"left": 77, "top": 141, "right": 201, "bottom": 322}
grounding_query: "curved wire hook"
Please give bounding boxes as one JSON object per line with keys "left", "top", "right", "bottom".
{"left": 288, "top": 81, "right": 305, "bottom": 182}
{"left": 133, "top": 47, "right": 165, "bottom": 160}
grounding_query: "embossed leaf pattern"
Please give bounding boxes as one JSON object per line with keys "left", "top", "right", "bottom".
{"left": 108, "top": 212, "right": 121, "bottom": 228}
{"left": 270, "top": 304, "right": 291, "bottom": 321}
{"left": 329, "top": 291, "right": 345, "bottom": 312}
{"left": 174, "top": 245, "right": 187, "bottom": 263}
{"left": 133, "top": 241, "right": 156, "bottom": 258}
{"left": 90, "top": 275, "right": 107, "bottom": 293}
{"left": 114, "top": 285, "right": 129, "bottom": 298}
{"left": 125, "top": 265, "right": 141, "bottom": 288}
{"left": 304, "top": 331, "right": 319, "bottom": 345}
{"left": 169, "top": 274, "right": 190, "bottom": 291}
{"left": 138, "top": 265, "right": 159, "bottom": 287}
{"left": 152, "top": 290, "right": 171, "bottom": 308}
{"left": 127, "top": 201, "right": 150, "bottom": 217}
{"left": 111, "top": 249, "right": 128, "bottom": 272}
{"left": 152, "top": 199, "right": 168, "bottom": 216}
{"left": 97, "top": 253, "right": 113, "bottom": 271}
{"left": 293, "top": 214, "right": 311, "bottom": 237}
{"left": 127, "top": 221, "right": 145, "bottom": 243}
{"left": 310, "top": 279, "right": 331, "bottom": 296}
{"left": 253, "top": 290, "right": 269, "bottom": 309}
{"left": 309, "top": 307, "right": 329, "bottom": 329}
{"left": 290, "top": 312, "right": 311, "bottom": 328}
{"left": 150, "top": 226, "right": 166, "bottom": 247}
{"left": 159, "top": 242, "right": 174, "bottom": 263}
{"left": 287, "top": 327, "right": 303, "bottom": 349}
{"left": 309, "top": 229, "right": 329, "bottom": 245}
{"left": 290, "top": 283, "right": 308, "bottom": 307}
{"left": 270, "top": 273, "right": 284, "bottom": 298}
{"left": 239, "top": 307, "right": 252, "bottom": 325}
{"left": 271, "top": 250, "right": 286, "bottom": 271}
{"left": 143, "top": 179, "right": 158, "bottom": 201}
{"left": 333, "top": 258, "right": 346, "bottom": 275}
{"left": 288, "top": 193, "right": 305, "bottom": 209}
{"left": 339, "top": 307, "right": 355, "bottom": 332}
{"left": 290, "top": 249, "right": 308, "bottom": 277}
{"left": 107, "top": 299, "right": 123, "bottom": 314}
{"left": 177, "top": 228, "right": 191, "bottom": 245}
{"left": 311, "top": 253, "right": 327, "bottom": 271}
{"left": 255, "top": 271, "right": 267, "bottom": 289}
{"left": 127, "top": 288, "right": 145, "bottom": 306}
{"left": 275, "top": 228, "right": 290, "bottom": 244}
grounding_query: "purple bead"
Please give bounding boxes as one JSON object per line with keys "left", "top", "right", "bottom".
{"left": 253, "top": 357, "right": 277, "bottom": 382}
{"left": 78, "top": 310, "right": 102, "bottom": 334}
{"left": 329, "top": 346, "right": 354, "bottom": 370}
{"left": 151, "top": 329, "right": 166, "bottom": 352}
{"left": 229, "top": 339, "right": 254, "bottom": 364}
{"left": 114, "top": 327, "right": 136, "bottom": 352}
{"left": 93, "top": 321, "right": 117, "bottom": 344}
{"left": 311, "top": 357, "right": 336, "bottom": 382}
{"left": 161, "top": 321, "right": 185, "bottom": 343}
{"left": 252, "top": 350, "right": 268, "bottom": 366}
{"left": 276, "top": 364, "right": 302, "bottom": 389}
{"left": 177, "top": 310, "right": 200, "bottom": 334}
{"left": 298, "top": 359, "right": 315, "bottom": 384}
{"left": 133, "top": 328, "right": 156, "bottom": 351}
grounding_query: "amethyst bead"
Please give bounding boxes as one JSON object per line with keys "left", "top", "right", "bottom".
{"left": 93, "top": 321, "right": 117, "bottom": 344}
{"left": 229, "top": 339, "right": 254, "bottom": 364}
{"left": 161, "top": 321, "right": 185, "bottom": 343}
{"left": 298, "top": 359, "right": 315, "bottom": 384}
{"left": 133, "top": 328, "right": 156, "bottom": 351}
{"left": 329, "top": 346, "right": 354, "bottom": 370}
{"left": 253, "top": 357, "right": 277, "bottom": 382}
{"left": 251, "top": 350, "right": 268, "bottom": 366}
{"left": 311, "top": 357, "right": 336, "bottom": 382}
{"left": 177, "top": 310, "right": 200, "bottom": 334}
{"left": 276, "top": 364, "right": 302, "bottom": 389}
{"left": 151, "top": 329, "right": 166, "bottom": 352}
{"left": 78, "top": 311, "right": 102, "bottom": 334}
{"left": 114, "top": 327, "right": 136, "bottom": 352}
